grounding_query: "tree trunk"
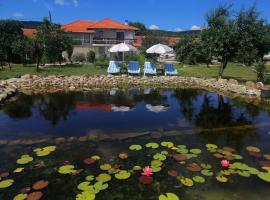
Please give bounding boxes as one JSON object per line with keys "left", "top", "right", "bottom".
{"left": 36, "top": 57, "right": 40, "bottom": 72}
{"left": 218, "top": 57, "right": 227, "bottom": 79}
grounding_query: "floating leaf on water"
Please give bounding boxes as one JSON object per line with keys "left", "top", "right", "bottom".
{"left": 146, "top": 143, "right": 159, "bottom": 149}
{"left": 0, "top": 179, "right": 14, "bottom": 189}
{"left": 94, "top": 181, "right": 108, "bottom": 191}
{"left": 201, "top": 164, "right": 212, "bottom": 169}
{"left": 100, "top": 164, "right": 112, "bottom": 171}
{"left": 257, "top": 172, "right": 270, "bottom": 182}
{"left": 177, "top": 145, "right": 186, "bottom": 149}
{"left": 206, "top": 144, "right": 218, "bottom": 149}
{"left": 78, "top": 182, "right": 92, "bottom": 191}
{"left": 223, "top": 146, "right": 236, "bottom": 152}
{"left": 248, "top": 167, "right": 259, "bottom": 175}
{"left": 91, "top": 155, "right": 101, "bottom": 161}
{"left": 58, "top": 165, "right": 76, "bottom": 174}
{"left": 32, "top": 180, "right": 49, "bottom": 190}
{"left": 118, "top": 152, "right": 128, "bottom": 160}
{"left": 129, "top": 144, "right": 142, "bottom": 151}
{"left": 232, "top": 154, "right": 243, "bottom": 160}
{"left": 229, "top": 162, "right": 249, "bottom": 170}
{"left": 76, "top": 191, "right": 95, "bottom": 200}
{"left": 180, "top": 177, "right": 193, "bottom": 187}
{"left": 176, "top": 148, "right": 189, "bottom": 154}
{"left": 161, "top": 141, "right": 174, "bottom": 148}
{"left": 108, "top": 168, "right": 120, "bottom": 174}
{"left": 161, "top": 151, "right": 169, "bottom": 155}
{"left": 220, "top": 170, "right": 231, "bottom": 176}
{"left": 34, "top": 146, "right": 56, "bottom": 157}
{"left": 26, "top": 191, "right": 43, "bottom": 200}
{"left": 96, "top": 173, "right": 111, "bottom": 182}
{"left": 187, "top": 163, "right": 202, "bottom": 172}
{"left": 114, "top": 170, "right": 131, "bottom": 180}
{"left": 201, "top": 169, "right": 214, "bottom": 177}
{"left": 85, "top": 175, "right": 95, "bottom": 181}
{"left": 133, "top": 166, "right": 142, "bottom": 171}
{"left": 246, "top": 146, "right": 260, "bottom": 153}
{"left": 237, "top": 170, "right": 250, "bottom": 177}
{"left": 216, "top": 175, "right": 228, "bottom": 183}
{"left": 168, "top": 170, "right": 178, "bottom": 177}
{"left": 213, "top": 153, "right": 224, "bottom": 158}
{"left": 152, "top": 166, "right": 162, "bottom": 172}
{"left": 14, "top": 168, "right": 24, "bottom": 173}
{"left": 192, "top": 176, "right": 205, "bottom": 183}
{"left": 13, "top": 193, "right": 28, "bottom": 200}
{"left": 264, "top": 154, "right": 270, "bottom": 160}
{"left": 159, "top": 193, "right": 179, "bottom": 200}
{"left": 262, "top": 166, "right": 270, "bottom": 173}
{"left": 151, "top": 160, "right": 163, "bottom": 167}
{"left": 139, "top": 176, "right": 153, "bottom": 185}
{"left": 16, "top": 155, "right": 33, "bottom": 165}
{"left": 173, "top": 154, "right": 187, "bottom": 161}
{"left": 190, "top": 149, "right": 201, "bottom": 154}
{"left": 153, "top": 153, "right": 166, "bottom": 161}
{"left": 84, "top": 158, "right": 96, "bottom": 165}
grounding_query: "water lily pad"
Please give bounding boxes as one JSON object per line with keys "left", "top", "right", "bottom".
{"left": 78, "top": 182, "right": 92, "bottom": 191}
{"left": 108, "top": 168, "right": 120, "bottom": 174}
{"left": 100, "top": 164, "right": 111, "bottom": 171}
{"left": 221, "top": 170, "right": 231, "bottom": 176}
{"left": 213, "top": 153, "right": 224, "bottom": 158}
{"left": 32, "top": 180, "right": 49, "bottom": 190}
{"left": 264, "top": 154, "right": 270, "bottom": 160}
{"left": 190, "top": 149, "right": 201, "bottom": 154}
{"left": 26, "top": 191, "right": 43, "bottom": 200}
{"left": 161, "top": 141, "right": 174, "bottom": 148}
{"left": 91, "top": 155, "right": 100, "bottom": 161}
{"left": 133, "top": 166, "right": 142, "bottom": 171}
{"left": 201, "top": 169, "right": 214, "bottom": 176}
{"left": 159, "top": 193, "right": 179, "bottom": 200}
{"left": 115, "top": 170, "right": 131, "bottom": 180}
{"left": 14, "top": 168, "right": 24, "bottom": 173}
{"left": 257, "top": 172, "right": 270, "bottom": 182}
{"left": 206, "top": 144, "right": 218, "bottom": 149}
{"left": 153, "top": 153, "right": 166, "bottom": 161}
{"left": 58, "top": 165, "right": 76, "bottom": 174}
{"left": 172, "top": 154, "right": 187, "bottom": 161}
{"left": 94, "top": 181, "right": 108, "bottom": 191}
{"left": 201, "top": 164, "right": 212, "bottom": 169}
{"left": 180, "top": 177, "right": 193, "bottom": 187}
{"left": 232, "top": 154, "right": 243, "bottom": 160}
{"left": 17, "top": 155, "right": 33, "bottom": 165}
{"left": 152, "top": 166, "right": 162, "bottom": 172}
{"left": 151, "top": 160, "right": 163, "bottom": 167}
{"left": 85, "top": 175, "right": 94, "bottom": 181}
{"left": 192, "top": 176, "right": 205, "bottom": 183}
{"left": 187, "top": 163, "right": 201, "bottom": 172}
{"left": 118, "top": 152, "right": 128, "bottom": 159}
{"left": 246, "top": 146, "right": 260, "bottom": 152}
{"left": 146, "top": 142, "right": 159, "bottom": 149}
{"left": 139, "top": 176, "right": 153, "bottom": 185}
{"left": 237, "top": 170, "right": 250, "bottom": 177}
{"left": 96, "top": 173, "right": 111, "bottom": 182}
{"left": 14, "top": 193, "right": 28, "bottom": 200}
{"left": 129, "top": 144, "right": 142, "bottom": 151}
{"left": 216, "top": 175, "right": 228, "bottom": 183}
{"left": 34, "top": 146, "right": 56, "bottom": 157}
{"left": 84, "top": 158, "right": 96, "bottom": 165}
{"left": 76, "top": 191, "right": 95, "bottom": 200}
{"left": 168, "top": 170, "right": 178, "bottom": 177}
{"left": 177, "top": 145, "right": 186, "bottom": 149}
{"left": 0, "top": 179, "right": 14, "bottom": 189}
{"left": 161, "top": 151, "right": 169, "bottom": 155}
{"left": 176, "top": 148, "right": 189, "bottom": 154}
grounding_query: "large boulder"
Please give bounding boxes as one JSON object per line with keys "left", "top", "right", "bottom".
{"left": 228, "top": 79, "right": 238, "bottom": 85}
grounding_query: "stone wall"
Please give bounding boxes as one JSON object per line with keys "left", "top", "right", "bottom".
{"left": 0, "top": 74, "right": 264, "bottom": 104}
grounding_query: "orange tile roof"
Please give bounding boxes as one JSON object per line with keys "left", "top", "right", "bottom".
{"left": 22, "top": 29, "right": 37, "bottom": 37}
{"left": 88, "top": 18, "right": 138, "bottom": 30}
{"left": 62, "top": 20, "right": 96, "bottom": 33}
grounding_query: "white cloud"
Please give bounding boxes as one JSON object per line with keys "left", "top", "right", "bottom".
{"left": 13, "top": 12, "right": 24, "bottom": 18}
{"left": 190, "top": 25, "right": 202, "bottom": 30}
{"left": 149, "top": 25, "right": 159, "bottom": 30}
{"left": 55, "top": 0, "right": 65, "bottom": 5}
{"left": 175, "top": 27, "right": 183, "bottom": 32}
{"left": 72, "top": 0, "right": 79, "bottom": 7}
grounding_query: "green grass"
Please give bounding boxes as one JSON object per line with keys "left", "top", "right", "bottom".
{"left": 1, "top": 62, "right": 269, "bottom": 83}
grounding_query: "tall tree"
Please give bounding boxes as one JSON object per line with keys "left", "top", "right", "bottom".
{"left": 128, "top": 22, "right": 147, "bottom": 35}
{"left": 202, "top": 5, "right": 238, "bottom": 78}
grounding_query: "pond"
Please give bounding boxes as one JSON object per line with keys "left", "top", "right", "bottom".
{"left": 0, "top": 88, "right": 270, "bottom": 200}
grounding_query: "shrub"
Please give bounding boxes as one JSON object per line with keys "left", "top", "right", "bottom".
{"left": 87, "top": 50, "right": 96, "bottom": 63}
{"left": 72, "top": 53, "right": 86, "bottom": 63}
{"left": 126, "top": 53, "right": 145, "bottom": 66}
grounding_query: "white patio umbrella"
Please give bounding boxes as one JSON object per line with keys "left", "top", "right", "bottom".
{"left": 146, "top": 43, "right": 174, "bottom": 55}
{"left": 109, "top": 43, "right": 137, "bottom": 61}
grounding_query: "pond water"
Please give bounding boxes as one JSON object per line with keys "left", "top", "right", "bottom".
{"left": 0, "top": 88, "right": 270, "bottom": 200}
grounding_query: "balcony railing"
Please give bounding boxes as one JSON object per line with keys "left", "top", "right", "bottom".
{"left": 72, "top": 38, "right": 135, "bottom": 46}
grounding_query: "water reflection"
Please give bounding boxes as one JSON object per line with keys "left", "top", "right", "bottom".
{"left": 0, "top": 88, "right": 269, "bottom": 139}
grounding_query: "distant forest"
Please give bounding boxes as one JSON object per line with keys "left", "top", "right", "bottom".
{"left": 21, "top": 21, "right": 200, "bottom": 37}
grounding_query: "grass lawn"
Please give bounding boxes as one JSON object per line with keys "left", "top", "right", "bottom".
{"left": 0, "top": 62, "right": 269, "bottom": 83}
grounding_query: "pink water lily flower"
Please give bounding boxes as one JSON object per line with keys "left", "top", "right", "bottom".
{"left": 142, "top": 166, "right": 153, "bottom": 176}
{"left": 221, "top": 160, "right": 230, "bottom": 167}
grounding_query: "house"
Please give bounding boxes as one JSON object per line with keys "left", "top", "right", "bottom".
{"left": 61, "top": 18, "right": 138, "bottom": 58}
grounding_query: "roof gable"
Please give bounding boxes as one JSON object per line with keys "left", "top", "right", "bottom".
{"left": 88, "top": 18, "right": 138, "bottom": 30}
{"left": 62, "top": 20, "right": 96, "bottom": 33}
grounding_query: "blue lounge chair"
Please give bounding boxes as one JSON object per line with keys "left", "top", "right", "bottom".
{"left": 128, "top": 61, "right": 140, "bottom": 75}
{"left": 144, "top": 62, "right": 157, "bottom": 75}
{"left": 107, "top": 61, "right": 120, "bottom": 74}
{"left": 164, "top": 63, "right": 178, "bottom": 75}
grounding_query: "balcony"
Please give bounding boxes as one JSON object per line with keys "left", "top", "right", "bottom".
{"left": 72, "top": 38, "right": 135, "bottom": 46}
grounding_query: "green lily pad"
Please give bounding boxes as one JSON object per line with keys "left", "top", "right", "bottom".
{"left": 108, "top": 168, "right": 120, "bottom": 174}
{"left": 100, "top": 164, "right": 111, "bottom": 171}
{"left": 176, "top": 148, "right": 189, "bottom": 154}
{"left": 246, "top": 146, "right": 260, "bottom": 152}
{"left": 192, "top": 176, "right": 205, "bottom": 183}
{"left": 16, "top": 155, "right": 33, "bottom": 165}
{"left": 78, "top": 182, "right": 92, "bottom": 191}
{"left": 115, "top": 170, "right": 131, "bottom": 180}
{"left": 58, "top": 165, "right": 76, "bottom": 174}
{"left": 190, "top": 149, "right": 201, "bottom": 154}
{"left": 76, "top": 191, "right": 96, "bottom": 200}
{"left": 161, "top": 141, "right": 174, "bottom": 148}
{"left": 257, "top": 172, "right": 270, "bottom": 182}
{"left": 237, "top": 170, "right": 250, "bottom": 177}
{"left": 206, "top": 144, "right": 218, "bottom": 149}
{"left": 146, "top": 142, "right": 159, "bottom": 149}
{"left": 151, "top": 160, "right": 163, "bottom": 167}
{"left": 94, "top": 181, "right": 108, "bottom": 191}
{"left": 34, "top": 146, "right": 56, "bottom": 157}
{"left": 216, "top": 175, "right": 228, "bottom": 183}
{"left": 229, "top": 162, "right": 249, "bottom": 170}
{"left": 152, "top": 166, "right": 162, "bottom": 172}
{"left": 153, "top": 153, "right": 166, "bottom": 161}
{"left": 201, "top": 169, "right": 214, "bottom": 176}
{"left": 201, "top": 163, "right": 212, "bottom": 169}
{"left": 129, "top": 144, "right": 142, "bottom": 151}
{"left": 177, "top": 145, "right": 186, "bottom": 149}
{"left": 161, "top": 150, "right": 169, "bottom": 155}
{"left": 133, "top": 166, "right": 142, "bottom": 171}
{"left": 180, "top": 177, "right": 193, "bottom": 187}
{"left": 13, "top": 193, "right": 28, "bottom": 200}
{"left": 91, "top": 155, "right": 101, "bottom": 160}
{"left": 85, "top": 175, "right": 95, "bottom": 181}
{"left": 96, "top": 173, "right": 111, "bottom": 182}
{"left": 0, "top": 179, "right": 14, "bottom": 189}
{"left": 232, "top": 154, "right": 243, "bottom": 160}
{"left": 159, "top": 193, "right": 179, "bottom": 200}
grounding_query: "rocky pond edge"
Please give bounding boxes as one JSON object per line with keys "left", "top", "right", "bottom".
{"left": 0, "top": 74, "right": 268, "bottom": 105}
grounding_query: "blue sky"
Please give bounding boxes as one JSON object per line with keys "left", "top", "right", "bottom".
{"left": 1, "top": 0, "right": 270, "bottom": 31}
